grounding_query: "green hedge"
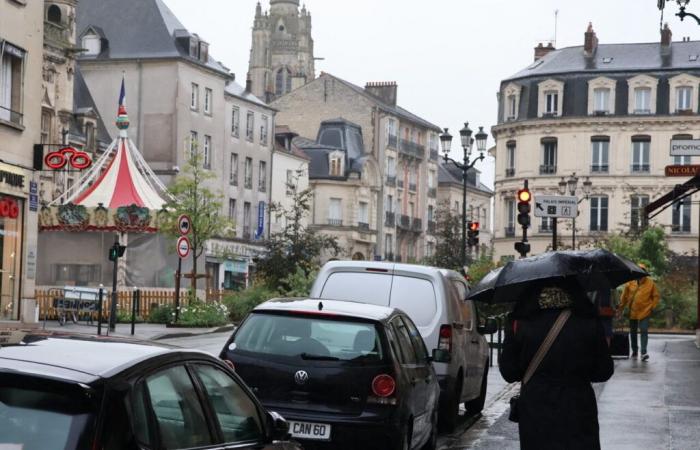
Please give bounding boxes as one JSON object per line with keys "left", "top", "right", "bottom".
{"left": 223, "top": 285, "right": 279, "bottom": 322}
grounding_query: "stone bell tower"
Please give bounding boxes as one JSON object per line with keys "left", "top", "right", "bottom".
{"left": 247, "top": 0, "right": 315, "bottom": 103}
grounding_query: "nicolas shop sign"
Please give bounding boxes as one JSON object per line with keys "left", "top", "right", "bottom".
{"left": 0, "top": 165, "right": 25, "bottom": 189}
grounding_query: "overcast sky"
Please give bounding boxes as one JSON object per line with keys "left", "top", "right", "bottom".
{"left": 163, "top": 0, "right": 700, "bottom": 188}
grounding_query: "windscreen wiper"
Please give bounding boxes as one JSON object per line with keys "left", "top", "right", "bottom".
{"left": 300, "top": 353, "right": 339, "bottom": 361}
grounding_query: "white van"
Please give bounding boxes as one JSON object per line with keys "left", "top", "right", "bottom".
{"left": 310, "top": 261, "right": 496, "bottom": 430}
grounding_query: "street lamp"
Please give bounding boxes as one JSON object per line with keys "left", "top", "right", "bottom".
{"left": 440, "top": 123, "right": 489, "bottom": 267}
{"left": 558, "top": 173, "right": 592, "bottom": 249}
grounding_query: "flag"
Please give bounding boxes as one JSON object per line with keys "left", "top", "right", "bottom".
{"left": 118, "top": 76, "right": 126, "bottom": 107}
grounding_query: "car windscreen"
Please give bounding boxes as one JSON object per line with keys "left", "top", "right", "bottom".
{"left": 231, "top": 313, "right": 384, "bottom": 363}
{"left": 319, "top": 272, "right": 392, "bottom": 305}
{"left": 0, "top": 375, "right": 96, "bottom": 450}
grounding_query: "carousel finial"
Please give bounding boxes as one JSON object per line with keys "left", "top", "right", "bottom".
{"left": 116, "top": 76, "right": 129, "bottom": 135}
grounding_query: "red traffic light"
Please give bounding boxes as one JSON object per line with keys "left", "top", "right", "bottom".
{"left": 469, "top": 222, "right": 480, "bottom": 231}
{"left": 517, "top": 189, "right": 531, "bottom": 202}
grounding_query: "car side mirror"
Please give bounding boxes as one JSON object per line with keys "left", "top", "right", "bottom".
{"left": 431, "top": 348, "right": 451, "bottom": 363}
{"left": 266, "top": 411, "right": 290, "bottom": 441}
{"left": 478, "top": 318, "right": 498, "bottom": 335}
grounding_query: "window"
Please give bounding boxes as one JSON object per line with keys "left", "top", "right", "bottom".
{"left": 0, "top": 42, "right": 26, "bottom": 125}
{"left": 286, "top": 169, "right": 294, "bottom": 195}
{"left": 545, "top": 91, "right": 558, "bottom": 115}
{"left": 203, "top": 135, "right": 211, "bottom": 168}
{"left": 428, "top": 205, "right": 434, "bottom": 222}
{"left": 189, "top": 131, "right": 198, "bottom": 160}
{"left": 244, "top": 157, "right": 252, "bottom": 189}
{"left": 428, "top": 170, "right": 435, "bottom": 189}
{"left": 591, "top": 137, "right": 609, "bottom": 173}
{"left": 319, "top": 128, "right": 343, "bottom": 147}
{"left": 386, "top": 119, "right": 398, "bottom": 147}
{"left": 409, "top": 201, "right": 415, "bottom": 218}
{"left": 258, "top": 161, "right": 267, "bottom": 192}
{"left": 330, "top": 155, "right": 342, "bottom": 177}
{"left": 674, "top": 155, "right": 692, "bottom": 165}
{"left": 137, "top": 366, "right": 213, "bottom": 449}
{"left": 630, "top": 195, "right": 649, "bottom": 231}
{"left": 275, "top": 67, "right": 292, "bottom": 96}
{"left": 192, "top": 365, "right": 263, "bottom": 443}
{"left": 329, "top": 198, "right": 342, "bottom": 225}
{"left": 386, "top": 194, "right": 394, "bottom": 213}
{"left": 632, "top": 137, "right": 650, "bottom": 172}
{"left": 387, "top": 156, "right": 396, "bottom": 177}
{"left": 673, "top": 199, "right": 692, "bottom": 233}
{"left": 541, "top": 139, "right": 557, "bottom": 174}
{"left": 260, "top": 115, "right": 268, "bottom": 145}
{"left": 203, "top": 88, "right": 212, "bottom": 114}
{"left": 634, "top": 87, "right": 651, "bottom": 114}
{"left": 508, "top": 95, "right": 517, "bottom": 119}
{"left": 358, "top": 201, "right": 369, "bottom": 227}
{"left": 593, "top": 88, "right": 610, "bottom": 113}
{"left": 243, "top": 202, "right": 252, "bottom": 238}
{"left": 540, "top": 217, "right": 554, "bottom": 232}
{"left": 228, "top": 199, "right": 236, "bottom": 221}
{"left": 676, "top": 86, "right": 693, "bottom": 112}
{"left": 230, "top": 153, "right": 238, "bottom": 185}
{"left": 590, "top": 196, "right": 609, "bottom": 232}
{"left": 506, "top": 199, "right": 515, "bottom": 234}
{"left": 231, "top": 107, "right": 240, "bottom": 137}
{"left": 385, "top": 234, "right": 393, "bottom": 256}
{"left": 47, "top": 5, "right": 62, "bottom": 24}
{"left": 246, "top": 112, "right": 254, "bottom": 141}
{"left": 506, "top": 141, "right": 515, "bottom": 176}
{"left": 390, "top": 317, "right": 418, "bottom": 364}
{"left": 40, "top": 109, "right": 52, "bottom": 144}
{"left": 82, "top": 33, "right": 101, "bottom": 56}
{"left": 191, "top": 83, "right": 199, "bottom": 110}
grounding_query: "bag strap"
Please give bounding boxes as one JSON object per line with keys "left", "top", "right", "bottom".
{"left": 522, "top": 309, "right": 571, "bottom": 386}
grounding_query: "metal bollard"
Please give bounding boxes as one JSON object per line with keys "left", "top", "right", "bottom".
{"left": 131, "top": 289, "right": 140, "bottom": 336}
{"left": 97, "top": 288, "right": 104, "bottom": 336}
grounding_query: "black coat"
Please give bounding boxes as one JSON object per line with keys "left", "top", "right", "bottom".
{"left": 499, "top": 309, "right": 614, "bottom": 450}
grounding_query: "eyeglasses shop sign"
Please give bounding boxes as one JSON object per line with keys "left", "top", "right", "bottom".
{"left": 670, "top": 140, "right": 700, "bottom": 156}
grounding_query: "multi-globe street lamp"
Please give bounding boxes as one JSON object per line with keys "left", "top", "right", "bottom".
{"left": 440, "top": 123, "right": 489, "bottom": 267}
{"left": 558, "top": 173, "right": 592, "bottom": 249}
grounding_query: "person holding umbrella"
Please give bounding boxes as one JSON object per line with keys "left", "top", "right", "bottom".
{"left": 616, "top": 263, "right": 660, "bottom": 361}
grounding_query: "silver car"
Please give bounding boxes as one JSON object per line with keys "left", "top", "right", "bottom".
{"left": 310, "top": 261, "right": 497, "bottom": 430}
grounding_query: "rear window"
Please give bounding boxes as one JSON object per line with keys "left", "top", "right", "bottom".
{"left": 0, "top": 379, "right": 95, "bottom": 450}
{"left": 389, "top": 276, "right": 437, "bottom": 327}
{"left": 232, "top": 313, "right": 383, "bottom": 363}
{"left": 320, "top": 272, "right": 392, "bottom": 306}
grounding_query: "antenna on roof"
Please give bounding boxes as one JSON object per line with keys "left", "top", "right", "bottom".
{"left": 554, "top": 9, "right": 559, "bottom": 48}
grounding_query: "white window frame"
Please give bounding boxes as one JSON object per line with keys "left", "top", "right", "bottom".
{"left": 258, "top": 161, "right": 267, "bottom": 192}
{"left": 674, "top": 155, "right": 692, "bottom": 165}
{"left": 632, "top": 139, "right": 650, "bottom": 172}
{"left": 191, "top": 83, "right": 199, "bottom": 110}
{"left": 246, "top": 111, "right": 254, "bottom": 141}
{"left": 82, "top": 33, "right": 101, "bottom": 56}
{"left": 591, "top": 138, "right": 609, "bottom": 173}
{"left": 630, "top": 195, "right": 649, "bottom": 230}
{"left": 590, "top": 196, "right": 609, "bottom": 232}
{"left": 189, "top": 131, "right": 198, "bottom": 160}
{"left": 358, "top": 201, "right": 369, "bottom": 225}
{"left": 0, "top": 41, "right": 26, "bottom": 125}
{"left": 204, "top": 88, "right": 212, "bottom": 115}
{"left": 673, "top": 198, "right": 692, "bottom": 233}
{"left": 260, "top": 115, "right": 268, "bottom": 146}
{"left": 506, "top": 199, "right": 515, "bottom": 230}
{"left": 503, "top": 82, "right": 522, "bottom": 121}
{"left": 231, "top": 106, "right": 240, "bottom": 137}
{"left": 329, "top": 198, "right": 342, "bottom": 222}
{"left": 676, "top": 86, "right": 693, "bottom": 112}
{"left": 228, "top": 198, "right": 236, "bottom": 221}
{"left": 669, "top": 73, "right": 700, "bottom": 114}
{"left": 628, "top": 75, "right": 658, "bottom": 114}
{"left": 244, "top": 157, "right": 252, "bottom": 189}
{"left": 587, "top": 77, "right": 616, "bottom": 115}
{"left": 203, "top": 135, "right": 211, "bottom": 168}
{"left": 230, "top": 153, "right": 238, "bottom": 185}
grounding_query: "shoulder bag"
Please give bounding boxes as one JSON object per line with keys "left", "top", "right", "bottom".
{"left": 508, "top": 309, "right": 571, "bottom": 423}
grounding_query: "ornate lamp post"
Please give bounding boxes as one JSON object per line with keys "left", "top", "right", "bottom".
{"left": 440, "top": 123, "right": 489, "bottom": 267}
{"left": 558, "top": 173, "right": 592, "bottom": 249}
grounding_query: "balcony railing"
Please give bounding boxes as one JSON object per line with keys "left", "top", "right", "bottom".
{"left": 258, "top": 182, "right": 267, "bottom": 192}
{"left": 229, "top": 174, "right": 238, "bottom": 186}
{"left": 633, "top": 109, "right": 651, "bottom": 115}
{"left": 409, "top": 183, "right": 417, "bottom": 192}
{"left": 671, "top": 225, "right": 691, "bottom": 234}
{"left": 399, "top": 139, "right": 425, "bottom": 159}
{"left": 427, "top": 188, "right": 437, "bottom": 198}
{"left": 539, "top": 225, "right": 553, "bottom": 233}
{"left": 412, "top": 218, "right": 422, "bottom": 232}
{"left": 591, "top": 165, "right": 609, "bottom": 173}
{"left": 385, "top": 211, "right": 395, "bottom": 227}
{"left": 427, "top": 220, "right": 436, "bottom": 234}
{"left": 386, "top": 175, "right": 396, "bottom": 187}
{"left": 398, "top": 215, "right": 411, "bottom": 230}
{"left": 44, "top": 21, "right": 71, "bottom": 45}
{"left": 358, "top": 222, "right": 370, "bottom": 231}
{"left": 388, "top": 134, "right": 398, "bottom": 149}
{"left": 505, "top": 226, "right": 516, "bottom": 237}
{"left": 244, "top": 178, "right": 253, "bottom": 189}
{"left": 242, "top": 227, "right": 251, "bottom": 241}
{"left": 631, "top": 164, "right": 650, "bottom": 173}
{"left": 328, "top": 218, "right": 343, "bottom": 226}
{"left": 506, "top": 168, "right": 515, "bottom": 177}
{"left": 397, "top": 179, "right": 404, "bottom": 189}
{"left": 429, "top": 149, "right": 439, "bottom": 161}
{"left": 0, "top": 106, "right": 23, "bottom": 126}
{"left": 539, "top": 164, "right": 557, "bottom": 175}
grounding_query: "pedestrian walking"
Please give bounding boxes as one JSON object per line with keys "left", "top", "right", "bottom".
{"left": 617, "top": 263, "right": 660, "bottom": 361}
{"left": 500, "top": 282, "right": 614, "bottom": 450}
{"left": 591, "top": 288, "right": 615, "bottom": 346}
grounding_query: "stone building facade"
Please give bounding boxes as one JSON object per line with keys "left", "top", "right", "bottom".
{"left": 248, "top": 0, "right": 315, "bottom": 103}
{"left": 273, "top": 73, "right": 441, "bottom": 262}
{"left": 492, "top": 24, "right": 700, "bottom": 259}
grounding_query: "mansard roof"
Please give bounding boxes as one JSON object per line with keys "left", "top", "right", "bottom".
{"left": 438, "top": 162, "right": 494, "bottom": 195}
{"left": 71, "top": 68, "right": 111, "bottom": 146}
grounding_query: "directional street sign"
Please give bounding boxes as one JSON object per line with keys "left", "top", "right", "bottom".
{"left": 670, "top": 139, "right": 700, "bottom": 156}
{"left": 176, "top": 236, "right": 191, "bottom": 259}
{"left": 178, "top": 214, "right": 192, "bottom": 235}
{"left": 665, "top": 165, "right": 700, "bottom": 177}
{"left": 534, "top": 195, "right": 578, "bottom": 218}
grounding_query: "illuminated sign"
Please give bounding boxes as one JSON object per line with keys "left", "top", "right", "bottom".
{"left": 0, "top": 198, "right": 20, "bottom": 219}
{"left": 44, "top": 147, "right": 92, "bottom": 170}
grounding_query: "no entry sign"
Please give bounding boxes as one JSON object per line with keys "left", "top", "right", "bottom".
{"left": 177, "top": 236, "right": 191, "bottom": 259}
{"left": 178, "top": 214, "right": 192, "bottom": 235}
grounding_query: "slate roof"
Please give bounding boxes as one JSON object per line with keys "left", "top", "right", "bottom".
{"left": 293, "top": 136, "right": 352, "bottom": 180}
{"left": 438, "top": 162, "right": 494, "bottom": 195}
{"left": 224, "top": 81, "right": 271, "bottom": 108}
{"left": 506, "top": 41, "right": 700, "bottom": 81}
{"left": 76, "top": 0, "right": 230, "bottom": 77}
{"left": 71, "top": 68, "right": 111, "bottom": 146}
{"left": 320, "top": 73, "right": 442, "bottom": 132}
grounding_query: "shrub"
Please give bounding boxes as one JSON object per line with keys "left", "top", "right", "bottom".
{"left": 176, "top": 301, "right": 230, "bottom": 327}
{"left": 115, "top": 308, "right": 144, "bottom": 324}
{"left": 148, "top": 304, "right": 174, "bottom": 324}
{"left": 223, "top": 285, "right": 278, "bottom": 322}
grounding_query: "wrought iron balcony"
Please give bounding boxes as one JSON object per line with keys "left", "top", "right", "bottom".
{"left": 539, "top": 165, "right": 557, "bottom": 175}
{"left": 385, "top": 211, "right": 395, "bottom": 227}
{"left": 242, "top": 227, "right": 251, "bottom": 241}
{"left": 591, "top": 164, "right": 609, "bottom": 173}
{"left": 328, "top": 218, "right": 343, "bottom": 226}
{"left": 388, "top": 134, "right": 398, "bottom": 149}
{"left": 427, "top": 220, "right": 436, "bottom": 234}
{"left": 412, "top": 218, "right": 422, "bottom": 232}
{"left": 399, "top": 139, "right": 425, "bottom": 159}
{"left": 631, "top": 164, "right": 650, "bottom": 173}
{"left": 409, "top": 183, "right": 417, "bottom": 192}
{"left": 428, "top": 188, "right": 437, "bottom": 198}
{"left": 244, "top": 178, "right": 253, "bottom": 189}
{"left": 398, "top": 215, "right": 411, "bottom": 230}
{"left": 506, "top": 168, "right": 515, "bottom": 177}
{"left": 538, "top": 225, "right": 553, "bottom": 233}
{"left": 397, "top": 179, "right": 404, "bottom": 189}
{"left": 358, "top": 222, "right": 370, "bottom": 231}
{"left": 505, "top": 226, "right": 516, "bottom": 237}
{"left": 429, "top": 149, "right": 439, "bottom": 161}
{"left": 258, "top": 181, "right": 267, "bottom": 192}
{"left": 386, "top": 175, "right": 396, "bottom": 187}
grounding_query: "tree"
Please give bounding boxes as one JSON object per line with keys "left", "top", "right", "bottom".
{"left": 256, "top": 178, "right": 341, "bottom": 291}
{"left": 163, "top": 150, "right": 231, "bottom": 291}
{"left": 428, "top": 201, "right": 464, "bottom": 271}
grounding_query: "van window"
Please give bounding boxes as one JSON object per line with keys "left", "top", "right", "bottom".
{"left": 320, "top": 272, "right": 392, "bottom": 305}
{"left": 389, "top": 276, "right": 437, "bottom": 327}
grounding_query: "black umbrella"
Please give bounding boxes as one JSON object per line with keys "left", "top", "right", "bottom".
{"left": 468, "top": 249, "right": 648, "bottom": 304}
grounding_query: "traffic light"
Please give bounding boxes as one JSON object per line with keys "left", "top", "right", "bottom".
{"left": 517, "top": 188, "right": 531, "bottom": 228}
{"left": 108, "top": 243, "right": 127, "bottom": 262}
{"left": 467, "top": 221, "right": 480, "bottom": 247}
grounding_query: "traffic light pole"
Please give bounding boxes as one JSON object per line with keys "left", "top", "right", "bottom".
{"left": 552, "top": 218, "right": 558, "bottom": 251}
{"left": 109, "top": 235, "right": 119, "bottom": 332}
{"left": 462, "top": 165, "right": 468, "bottom": 267}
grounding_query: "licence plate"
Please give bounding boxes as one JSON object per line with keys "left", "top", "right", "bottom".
{"left": 289, "top": 420, "right": 332, "bottom": 441}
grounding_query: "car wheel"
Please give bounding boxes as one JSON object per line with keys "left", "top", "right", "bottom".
{"left": 439, "top": 377, "right": 462, "bottom": 432}
{"left": 465, "top": 364, "right": 488, "bottom": 414}
{"left": 421, "top": 410, "right": 438, "bottom": 450}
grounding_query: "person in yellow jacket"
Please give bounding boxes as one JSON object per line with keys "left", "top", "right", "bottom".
{"left": 617, "top": 264, "right": 660, "bottom": 361}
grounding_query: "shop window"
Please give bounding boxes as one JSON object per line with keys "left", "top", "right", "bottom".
{"left": 0, "top": 197, "right": 23, "bottom": 320}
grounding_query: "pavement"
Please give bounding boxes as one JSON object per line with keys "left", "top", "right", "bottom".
{"left": 38, "top": 319, "right": 234, "bottom": 341}
{"left": 448, "top": 335, "right": 700, "bottom": 449}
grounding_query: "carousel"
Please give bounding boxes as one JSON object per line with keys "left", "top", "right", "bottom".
{"left": 37, "top": 100, "right": 183, "bottom": 288}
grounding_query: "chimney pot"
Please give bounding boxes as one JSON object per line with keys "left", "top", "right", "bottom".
{"left": 365, "top": 81, "right": 398, "bottom": 106}
{"left": 534, "top": 42, "right": 556, "bottom": 61}
{"left": 584, "top": 22, "right": 599, "bottom": 58}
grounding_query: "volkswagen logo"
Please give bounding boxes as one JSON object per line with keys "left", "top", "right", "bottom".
{"left": 294, "top": 370, "right": 309, "bottom": 385}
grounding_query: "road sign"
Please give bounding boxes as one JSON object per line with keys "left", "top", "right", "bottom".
{"left": 665, "top": 164, "right": 700, "bottom": 177}
{"left": 534, "top": 195, "right": 578, "bottom": 218}
{"left": 178, "top": 214, "right": 191, "bottom": 235}
{"left": 670, "top": 139, "right": 700, "bottom": 156}
{"left": 176, "top": 236, "right": 191, "bottom": 259}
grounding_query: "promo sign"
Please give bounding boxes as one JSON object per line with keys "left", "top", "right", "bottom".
{"left": 533, "top": 195, "right": 578, "bottom": 219}
{"left": 178, "top": 214, "right": 192, "bottom": 235}
{"left": 177, "top": 236, "right": 191, "bottom": 259}
{"left": 44, "top": 147, "right": 92, "bottom": 170}
{"left": 670, "top": 140, "right": 700, "bottom": 156}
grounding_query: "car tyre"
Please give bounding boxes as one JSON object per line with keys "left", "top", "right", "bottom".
{"left": 465, "top": 364, "right": 488, "bottom": 415}
{"left": 421, "top": 410, "right": 438, "bottom": 450}
{"left": 439, "top": 377, "right": 462, "bottom": 432}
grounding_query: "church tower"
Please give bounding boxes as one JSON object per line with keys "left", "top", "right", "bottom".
{"left": 247, "top": 0, "right": 315, "bottom": 103}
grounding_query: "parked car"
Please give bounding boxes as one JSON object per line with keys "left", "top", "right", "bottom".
{"left": 220, "top": 298, "right": 440, "bottom": 450}
{"left": 309, "top": 261, "right": 497, "bottom": 430}
{"left": 0, "top": 332, "right": 299, "bottom": 450}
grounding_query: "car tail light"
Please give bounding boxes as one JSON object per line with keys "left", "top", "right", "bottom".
{"left": 372, "top": 374, "right": 396, "bottom": 398}
{"left": 438, "top": 324, "right": 452, "bottom": 352}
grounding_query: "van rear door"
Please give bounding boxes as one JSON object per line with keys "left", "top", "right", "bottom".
{"left": 315, "top": 269, "right": 394, "bottom": 306}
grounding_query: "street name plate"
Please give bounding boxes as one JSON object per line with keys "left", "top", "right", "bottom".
{"left": 665, "top": 164, "right": 700, "bottom": 176}
{"left": 670, "top": 140, "right": 700, "bottom": 156}
{"left": 534, "top": 195, "right": 578, "bottom": 218}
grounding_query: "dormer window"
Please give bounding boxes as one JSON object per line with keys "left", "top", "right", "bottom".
{"left": 588, "top": 77, "right": 616, "bottom": 115}
{"left": 537, "top": 80, "right": 564, "bottom": 118}
{"left": 503, "top": 82, "right": 522, "bottom": 121}
{"left": 669, "top": 74, "right": 700, "bottom": 114}
{"left": 628, "top": 75, "right": 658, "bottom": 115}
{"left": 677, "top": 86, "right": 693, "bottom": 112}
{"left": 635, "top": 88, "right": 651, "bottom": 114}
{"left": 508, "top": 95, "right": 517, "bottom": 118}
{"left": 189, "top": 36, "right": 199, "bottom": 58}
{"left": 81, "top": 32, "right": 101, "bottom": 56}
{"left": 545, "top": 91, "right": 558, "bottom": 115}
{"left": 593, "top": 88, "right": 610, "bottom": 113}
{"left": 329, "top": 151, "right": 344, "bottom": 177}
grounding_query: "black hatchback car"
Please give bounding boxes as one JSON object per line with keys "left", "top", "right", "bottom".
{"left": 0, "top": 332, "right": 300, "bottom": 450}
{"left": 220, "top": 298, "right": 441, "bottom": 450}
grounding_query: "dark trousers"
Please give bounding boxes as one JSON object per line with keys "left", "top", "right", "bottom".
{"left": 629, "top": 317, "right": 650, "bottom": 354}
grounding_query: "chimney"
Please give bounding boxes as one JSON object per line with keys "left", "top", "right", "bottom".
{"left": 245, "top": 76, "right": 252, "bottom": 93}
{"left": 661, "top": 22, "right": 673, "bottom": 47}
{"left": 584, "top": 22, "right": 598, "bottom": 58}
{"left": 534, "top": 42, "right": 556, "bottom": 61}
{"left": 364, "top": 81, "right": 398, "bottom": 106}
